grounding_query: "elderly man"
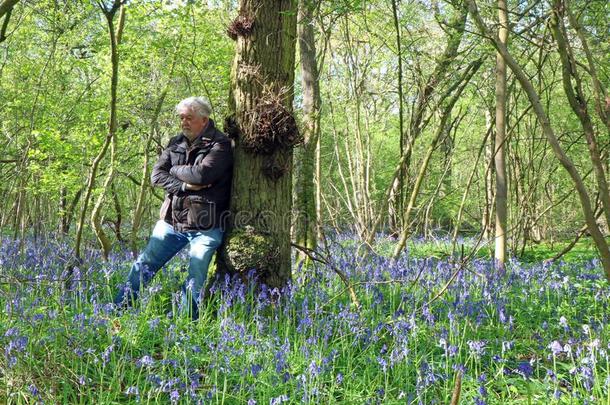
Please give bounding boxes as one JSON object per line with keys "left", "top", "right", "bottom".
{"left": 114, "top": 96, "right": 233, "bottom": 319}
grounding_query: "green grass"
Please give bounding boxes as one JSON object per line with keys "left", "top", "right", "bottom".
{"left": 1, "top": 235, "right": 609, "bottom": 404}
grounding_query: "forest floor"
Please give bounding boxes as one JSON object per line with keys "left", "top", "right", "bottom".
{"left": 0, "top": 234, "right": 608, "bottom": 404}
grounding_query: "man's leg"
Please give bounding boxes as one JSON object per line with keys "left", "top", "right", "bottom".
{"left": 114, "top": 220, "right": 187, "bottom": 307}
{"left": 182, "top": 228, "right": 224, "bottom": 319}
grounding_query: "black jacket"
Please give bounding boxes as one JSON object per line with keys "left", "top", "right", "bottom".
{"left": 151, "top": 119, "right": 233, "bottom": 232}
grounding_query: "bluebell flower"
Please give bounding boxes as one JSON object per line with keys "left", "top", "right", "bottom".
{"left": 549, "top": 341, "right": 563, "bottom": 356}
{"left": 148, "top": 317, "right": 160, "bottom": 330}
{"left": 101, "top": 344, "right": 114, "bottom": 365}
{"left": 516, "top": 361, "right": 533, "bottom": 378}
{"left": 251, "top": 364, "right": 262, "bottom": 377}
{"left": 468, "top": 340, "right": 486, "bottom": 357}
{"left": 137, "top": 355, "right": 154, "bottom": 367}
{"left": 269, "top": 394, "right": 289, "bottom": 405}
{"left": 559, "top": 316, "right": 569, "bottom": 330}
{"left": 28, "top": 384, "right": 39, "bottom": 397}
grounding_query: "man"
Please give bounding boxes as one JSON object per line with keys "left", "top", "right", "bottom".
{"left": 114, "top": 96, "right": 233, "bottom": 319}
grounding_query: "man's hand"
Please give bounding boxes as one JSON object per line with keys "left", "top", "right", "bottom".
{"left": 184, "top": 183, "right": 211, "bottom": 191}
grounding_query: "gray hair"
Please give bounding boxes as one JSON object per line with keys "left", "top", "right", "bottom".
{"left": 175, "top": 96, "right": 212, "bottom": 118}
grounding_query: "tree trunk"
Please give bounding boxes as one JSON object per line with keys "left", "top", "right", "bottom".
{"left": 391, "top": 0, "right": 405, "bottom": 232}
{"left": 0, "top": 0, "right": 18, "bottom": 20}
{"left": 452, "top": 125, "right": 491, "bottom": 254}
{"left": 293, "top": 0, "right": 321, "bottom": 264}
{"left": 550, "top": 0, "right": 610, "bottom": 231}
{"left": 363, "top": 3, "right": 468, "bottom": 247}
{"left": 392, "top": 59, "right": 481, "bottom": 258}
{"left": 90, "top": 2, "right": 122, "bottom": 260}
{"left": 467, "top": 0, "right": 610, "bottom": 282}
{"left": 494, "top": 0, "right": 509, "bottom": 267}
{"left": 74, "top": 1, "right": 122, "bottom": 260}
{"left": 220, "top": 0, "right": 298, "bottom": 288}
{"left": 130, "top": 89, "right": 169, "bottom": 254}
{"left": 482, "top": 109, "right": 494, "bottom": 240}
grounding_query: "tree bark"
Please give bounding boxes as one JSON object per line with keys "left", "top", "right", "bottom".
{"left": 90, "top": 1, "right": 122, "bottom": 260}
{"left": 293, "top": 0, "right": 321, "bottom": 264}
{"left": 494, "top": 0, "right": 509, "bottom": 267}
{"left": 221, "top": 0, "right": 298, "bottom": 288}
{"left": 0, "top": 0, "right": 18, "bottom": 20}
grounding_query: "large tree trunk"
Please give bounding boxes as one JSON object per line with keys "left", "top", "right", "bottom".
{"left": 220, "top": 0, "right": 298, "bottom": 288}
{"left": 494, "top": 0, "right": 509, "bottom": 267}
{"left": 293, "top": 0, "right": 321, "bottom": 263}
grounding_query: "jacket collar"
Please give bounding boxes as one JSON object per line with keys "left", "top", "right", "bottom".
{"left": 177, "top": 119, "right": 216, "bottom": 149}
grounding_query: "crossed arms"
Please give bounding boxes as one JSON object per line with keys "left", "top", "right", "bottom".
{"left": 151, "top": 139, "right": 233, "bottom": 194}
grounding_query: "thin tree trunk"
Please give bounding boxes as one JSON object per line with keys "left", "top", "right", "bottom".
{"left": 0, "top": 0, "right": 18, "bottom": 20}
{"left": 130, "top": 86, "right": 170, "bottom": 254}
{"left": 294, "top": 0, "right": 321, "bottom": 264}
{"left": 452, "top": 126, "right": 492, "bottom": 254}
{"left": 550, "top": 1, "right": 610, "bottom": 231}
{"left": 565, "top": 2, "right": 609, "bottom": 131}
{"left": 0, "top": 4, "right": 12, "bottom": 43}
{"left": 90, "top": 1, "right": 122, "bottom": 260}
{"left": 74, "top": 1, "right": 122, "bottom": 260}
{"left": 483, "top": 109, "right": 495, "bottom": 240}
{"left": 315, "top": 115, "right": 322, "bottom": 241}
{"left": 391, "top": 0, "right": 405, "bottom": 231}
{"left": 363, "top": 4, "right": 469, "bottom": 247}
{"left": 467, "top": 0, "right": 610, "bottom": 281}
{"left": 61, "top": 187, "right": 83, "bottom": 235}
{"left": 494, "top": 0, "right": 509, "bottom": 266}
{"left": 393, "top": 60, "right": 481, "bottom": 258}
{"left": 129, "top": 42, "right": 180, "bottom": 254}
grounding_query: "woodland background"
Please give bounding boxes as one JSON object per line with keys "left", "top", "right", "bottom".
{"left": 0, "top": 0, "right": 607, "bottom": 262}
{"left": 1, "top": 0, "right": 610, "bottom": 403}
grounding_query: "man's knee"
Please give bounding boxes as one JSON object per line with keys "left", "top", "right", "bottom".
{"left": 190, "top": 242, "right": 218, "bottom": 260}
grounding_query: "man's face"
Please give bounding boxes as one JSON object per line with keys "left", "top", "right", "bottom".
{"left": 178, "top": 107, "right": 208, "bottom": 139}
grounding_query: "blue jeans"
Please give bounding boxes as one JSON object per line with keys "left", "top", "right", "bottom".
{"left": 114, "top": 220, "right": 223, "bottom": 318}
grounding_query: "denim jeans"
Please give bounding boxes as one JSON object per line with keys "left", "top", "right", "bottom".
{"left": 113, "top": 220, "right": 223, "bottom": 319}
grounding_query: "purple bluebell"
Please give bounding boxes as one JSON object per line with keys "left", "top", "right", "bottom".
{"left": 549, "top": 341, "right": 563, "bottom": 356}
{"left": 468, "top": 340, "right": 486, "bottom": 357}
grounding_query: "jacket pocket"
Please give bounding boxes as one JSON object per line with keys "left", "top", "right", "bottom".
{"left": 171, "top": 196, "right": 187, "bottom": 224}
{"left": 170, "top": 149, "right": 186, "bottom": 166}
{"left": 187, "top": 196, "right": 216, "bottom": 229}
